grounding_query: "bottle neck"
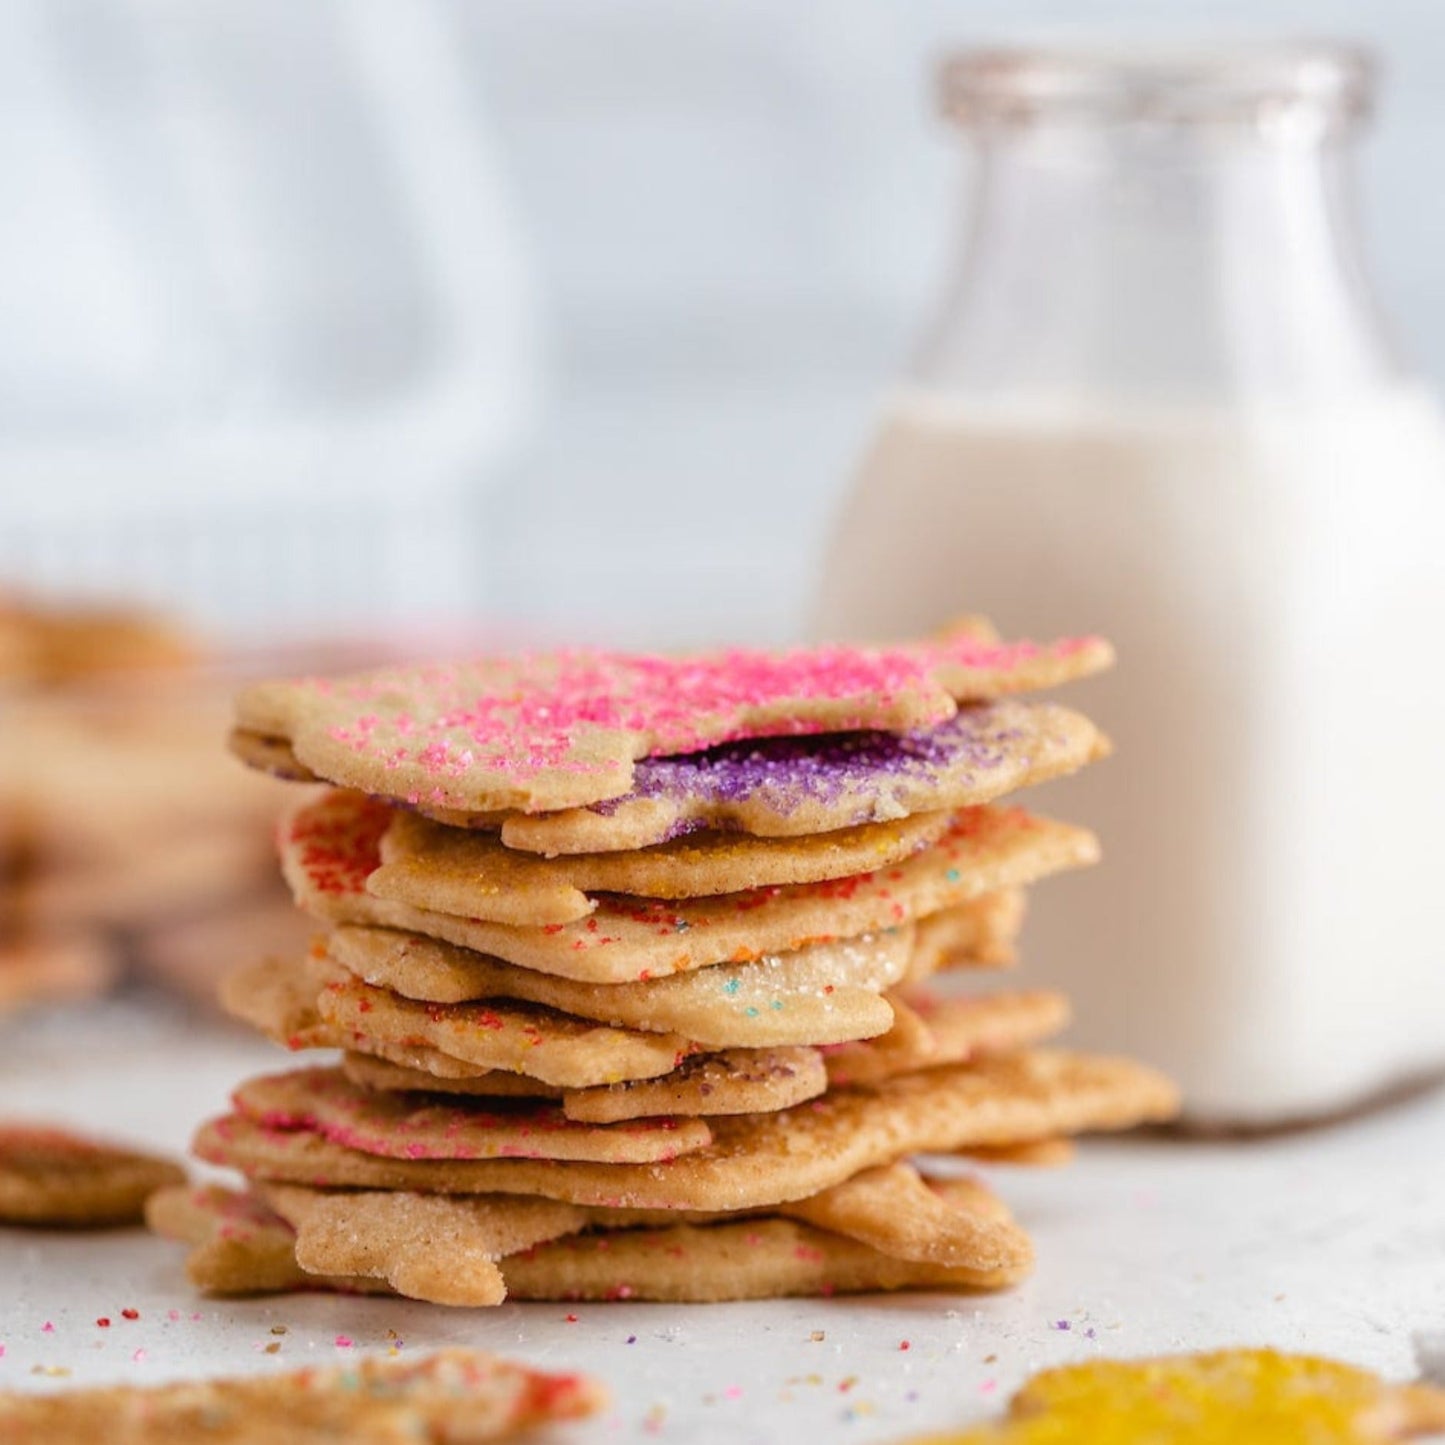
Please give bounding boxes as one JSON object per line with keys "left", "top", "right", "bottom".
{"left": 915, "top": 123, "right": 1408, "bottom": 406}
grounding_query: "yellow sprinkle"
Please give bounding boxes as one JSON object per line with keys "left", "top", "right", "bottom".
{"left": 905, "top": 1350, "right": 1445, "bottom": 1445}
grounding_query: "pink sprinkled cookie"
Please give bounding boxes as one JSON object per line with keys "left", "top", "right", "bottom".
{"left": 0, "top": 1344, "right": 605, "bottom": 1440}
{"left": 0, "top": 1121, "right": 184, "bottom": 1226}
{"left": 192, "top": 1050, "right": 1180, "bottom": 1213}
{"left": 231, "top": 1066, "right": 713, "bottom": 1164}
{"left": 231, "top": 629, "right": 1111, "bottom": 817}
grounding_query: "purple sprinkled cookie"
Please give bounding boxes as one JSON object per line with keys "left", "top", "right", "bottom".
{"left": 501, "top": 700, "right": 1107, "bottom": 855}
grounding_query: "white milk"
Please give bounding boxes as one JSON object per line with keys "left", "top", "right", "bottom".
{"left": 815, "top": 386, "right": 1445, "bottom": 1124}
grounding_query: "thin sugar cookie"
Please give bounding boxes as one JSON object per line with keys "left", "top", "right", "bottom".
{"left": 145, "top": 1183, "right": 390, "bottom": 1297}
{"left": 194, "top": 1049, "right": 1180, "bottom": 1213}
{"left": 324, "top": 924, "right": 907, "bottom": 1048}
{"left": 822, "top": 989, "right": 1072, "bottom": 1088}
{"left": 221, "top": 959, "right": 563, "bottom": 1093}
{"left": 282, "top": 790, "right": 1097, "bottom": 982}
{"left": 264, "top": 1185, "right": 588, "bottom": 1308}
{"left": 904, "top": 1349, "right": 1445, "bottom": 1445}
{"left": 232, "top": 628, "right": 1112, "bottom": 818}
{"left": 558, "top": 1047, "right": 827, "bottom": 1123}
{"left": 151, "top": 1171, "right": 1033, "bottom": 1304}
{"left": 0, "top": 1122, "right": 185, "bottom": 1227}
{"left": 907, "top": 892, "right": 1027, "bottom": 976}
{"left": 339, "top": 1049, "right": 828, "bottom": 1124}
{"left": 311, "top": 964, "right": 699, "bottom": 1090}
{"left": 369, "top": 808, "right": 952, "bottom": 924}
{"left": 232, "top": 1066, "right": 712, "bottom": 1164}
{"left": 0, "top": 1347, "right": 605, "bottom": 1443}
{"left": 502, "top": 699, "right": 1108, "bottom": 855}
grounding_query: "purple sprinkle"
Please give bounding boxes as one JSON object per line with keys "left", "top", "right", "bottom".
{"left": 1053, "top": 1320, "right": 1071, "bottom": 1331}
{"left": 595, "top": 705, "right": 1028, "bottom": 830}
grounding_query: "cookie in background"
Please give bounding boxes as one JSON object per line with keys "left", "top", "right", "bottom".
{"left": 0, "top": 591, "right": 306, "bottom": 1013}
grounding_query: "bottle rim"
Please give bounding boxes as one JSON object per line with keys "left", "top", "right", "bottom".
{"left": 939, "top": 38, "right": 1376, "bottom": 131}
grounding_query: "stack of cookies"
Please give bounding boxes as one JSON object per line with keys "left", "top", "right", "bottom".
{"left": 151, "top": 623, "right": 1178, "bottom": 1306}
{"left": 0, "top": 663, "right": 301, "bottom": 1014}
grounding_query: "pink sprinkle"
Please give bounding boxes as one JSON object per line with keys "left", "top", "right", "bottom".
{"left": 899, "top": 1340, "right": 912, "bottom": 1351}
{"left": 980, "top": 1379, "right": 997, "bottom": 1395}
{"left": 166, "top": 1310, "right": 181, "bottom": 1323}
{"left": 190, "top": 1313, "right": 202, "bottom": 1322}
{"left": 723, "top": 1385, "right": 743, "bottom": 1400}
{"left": 290, "top": 632, "right": 1094, "bottom": 803}
{"left": 41, "top": 1323, "right": 53, "bottom": 1335}
{"left": 0, "top": 1344, "right": 7, "bottom": 1357}
{"left": 132, "top": 1349, "right": 147, "bottom": 1364}
{"left": 334, "top": 1335, "right": 353, "bottom": 1349}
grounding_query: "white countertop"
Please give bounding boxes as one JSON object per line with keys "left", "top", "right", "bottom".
{"left": 4, "top": 994, "right": 1444, "bottom": 1443}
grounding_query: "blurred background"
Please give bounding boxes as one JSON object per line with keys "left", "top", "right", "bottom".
{"left": 2, "top": 0, "right": 1443, "bottom": 648}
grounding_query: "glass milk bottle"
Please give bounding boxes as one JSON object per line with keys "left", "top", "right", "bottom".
{"left": 815, "top": 43, "right": 1445, "bottom": 1126}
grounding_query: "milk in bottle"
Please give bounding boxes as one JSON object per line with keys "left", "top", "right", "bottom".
{"left": 815, "top": 45, "right": 1445, "bottom": 1125}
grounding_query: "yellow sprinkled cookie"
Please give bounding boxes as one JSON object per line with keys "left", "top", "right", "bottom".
{"left": 907, "top": 1349, "right": 1445, "bottom": 1445}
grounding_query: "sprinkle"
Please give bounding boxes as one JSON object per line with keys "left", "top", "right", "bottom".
{"left": 166, "top": 1310, "right": 181, "bottom": 1323}
{"left": 121, "top": 1308, "right": 140, "bottom": 1321}
{"left": 271, "top": 1325, "right": 288, "bottom": 1335}
{"left": 1053, "top": 1319, "right": 1071, "bottom": 1331}
{"left": 981, "top": 1379, "right": 998, "bottom": 1395}
{"left": 627, "top": 1336, "right": 638, "bottom": 1345}
{"left": 96, "top": 1318, "right": 111, "bottom": 1329}
{"left": 565, "top": 1314, "right": 579, "bottom": 1324}
{"left": 724, "top": 1385, "right": 743, "bottom": 1400}
{"left": 265, "top": 1342, "right": 281, "bottom": 1355}
{"left": 899, "top": 1340, "right": 912, "bottom": 1351}
{"left": 291, "top": 634, "right": 1085, "bottom": 801}
{"left": 334, "top": 1335, "right": 353, "bottom": 1349}
{"left": 40, "top": 1323, "right": 53, "bottom": 1335}
{"left": 810, "top": 1331, "right": 826, "bottom": 1343}
{"left": 31, "top": 1365, "right": 69, "bottom": 1378}
{"left": 132, "top": 1349, "right": 147, "bottom": 1364}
